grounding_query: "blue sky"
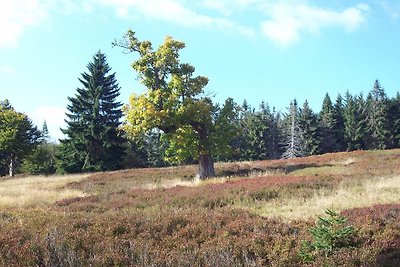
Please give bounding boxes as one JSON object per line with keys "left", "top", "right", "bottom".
{"left": 1, "top": 0, "right": 400, "bottom": 140}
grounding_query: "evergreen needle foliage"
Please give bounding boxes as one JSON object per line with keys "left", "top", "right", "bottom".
{"left": 299, "top": 209, "right": 357, "bottom": 263}
{"left": 58, "top": 51, "right": 126, "bottom": 173}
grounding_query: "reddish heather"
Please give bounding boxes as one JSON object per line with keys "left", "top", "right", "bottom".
{"left": 2, "top": 149, "right": 400, "bottom": 266}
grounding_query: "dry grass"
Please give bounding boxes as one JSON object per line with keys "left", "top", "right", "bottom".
{"left": 244, "top": 174, "right": 400, "bottom": 221}
{"left": 139, "top": 170, "right": 278, "bottom": 190}
{"left": 0, "top": 174, "right": 88, "bottom": 208}
{"left": 140, "top": 178, "right": 201, "bottom": 189}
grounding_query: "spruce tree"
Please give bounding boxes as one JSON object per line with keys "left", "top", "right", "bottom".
{"left": 282, "top": 99, "right": 305, "bottom": 159}
{"left": 216, "top": 100, "right": 246, "bottom": 162}
{"left": 333, "top": 94, "right": 346, "bottom": 151}
{"left": 251, "top": 102, "right": 271, "bottom": 160}
{"left": 366, "top": 80, "right": 390, "bottom": 149}
{"left": 388, "top": 92, "right": 400, "bottom": 148}
{"left": 354, "top": 93, "right": 368, "bottom": 150}
{"left": 343, "top": 91, "right": 358, "bottom": 151}
{"left": 319, "top": 93, "right": 338, "bottom": 153}
{"left": 21, "top": 120, "right": 56, "bottom": 175}
{"left": 238, "top": 102, "right": 274, "bottom": 161}
{"left": 269, "top": 108, "right": 284, "bottom": 159}
{"left": 242, "top": 99, "right": 250, "bottom": 113}
{"left": 59, "top": 51, "right": 125, "bottom": 172}
{"left": 299, "top": 100, "right": 320, "bottom": 155}
{"left": 260, "top": 103, "right": 281, "bottom": 159}
{"left": 212, "top": 98, "right": 242, "bottom": 162}
{"left": 42, "top": 121, "right": 49, "bottom": 141}
{"left": 343, "top": 92, "right": 369, "bottom": 151}
{"left": 239, "top": 107, "right": 261, "bottom": 161}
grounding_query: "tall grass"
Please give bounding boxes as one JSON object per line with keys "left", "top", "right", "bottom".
{"left": 0, "top": 174, "right": 88, "bottom": 208}
{"left": 245, "top": 175, "right": 400, "bottom": 220}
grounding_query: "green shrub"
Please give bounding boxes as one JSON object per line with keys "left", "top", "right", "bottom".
{"left": 21, "top": 143, "right": 57, "bottom": 175}
{"left": 299, "top": 209, "right": 357, "bottom": 263}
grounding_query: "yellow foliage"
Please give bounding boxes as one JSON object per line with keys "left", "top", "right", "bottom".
{"left": 120, "top": 31, "right": 218, "bottom": 165}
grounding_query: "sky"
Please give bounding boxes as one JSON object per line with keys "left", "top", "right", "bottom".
{"left": 1, "top": 0, "right": 400, "bottom": 141}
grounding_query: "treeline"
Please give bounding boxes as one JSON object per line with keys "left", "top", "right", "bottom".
{"left": 217, "top": 80, "right": 400, "bottom": 162}
{"left": 1, "top": 50, "right": 399, "bottom": 177}
{"left": 135, "top": 80, "right": 400, "bottom": 165}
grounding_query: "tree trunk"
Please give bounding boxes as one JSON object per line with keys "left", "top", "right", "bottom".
{"left": 194, "top": 122, "right": 215, "bottom": 180}
{"left": 198, "top": 152, "right": 215, "bottom": 179}
{"left": 9, "top": 157, "right": 14, "bottom": 177}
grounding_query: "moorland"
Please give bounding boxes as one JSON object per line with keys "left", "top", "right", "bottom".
{"left": 0, "top": 149, "right": 399, "bottom": 266}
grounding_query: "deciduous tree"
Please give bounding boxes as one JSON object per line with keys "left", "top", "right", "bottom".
{"left": 0, "top": 100, "right": 41, "bottom": 176}
{"left": 115, "top": 31, "right": 234, "bottom": 179}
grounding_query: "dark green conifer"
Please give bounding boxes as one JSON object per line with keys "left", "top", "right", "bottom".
{"left": 388, "top": 92, "right": 400, "bottom": 148}
{"left": 299, "top": 100, "right": 320, "bottom": 155}
{"left": 343, "top": 91, "right": 357, "bottom": 151}
{"left": 366, "top": 80, "right": 390, "bottom": 149}
{"left": 319, "top": 93, "right": 338, "bottom": 153}
{"left": 59, "top": 51, "right": 125, "bottom": 173}
{"left": 237, "top": 101, "right": 276, "bottom": 161}
{"left": 42, "top": 121, "right": 49, "bottom": 141}
{"left": 354, "top": 93, "right": 368, "bottom": 150}
{"left": 333, "top": 94, "right": 346, "bottom": 151}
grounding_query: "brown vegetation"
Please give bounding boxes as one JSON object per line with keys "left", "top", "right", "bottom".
{"left": 0, "top": 149, "right": 399, "bottom": 266}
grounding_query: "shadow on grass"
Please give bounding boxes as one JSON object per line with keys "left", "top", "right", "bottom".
{"left": 217, "top": 163, "right": 334, "bottom": 178}
{"left": 375, "top": 247, "right": 400, "bottom": 267}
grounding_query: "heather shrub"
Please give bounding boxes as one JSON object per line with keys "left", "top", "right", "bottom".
{"left": 249, "top": 189, "right": 279, "bottom": 201}
{"left": 0, "top": 149, "right": 399, "bottom": 266}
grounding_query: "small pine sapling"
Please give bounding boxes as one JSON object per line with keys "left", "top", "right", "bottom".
{"left": 299, "top": 209, "right": 357, "bottom": 262}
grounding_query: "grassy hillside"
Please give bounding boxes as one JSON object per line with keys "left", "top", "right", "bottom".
{"left": 0, "top": 149, "right": 399, "bottom": 266}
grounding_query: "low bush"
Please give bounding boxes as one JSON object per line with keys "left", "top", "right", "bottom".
{"left": 299, "top": 209, "right": 357, "bottom": 263}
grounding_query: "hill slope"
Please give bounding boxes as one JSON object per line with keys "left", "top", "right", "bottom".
{"left": 0, "top": 149, "right": 399, "bottom": 266}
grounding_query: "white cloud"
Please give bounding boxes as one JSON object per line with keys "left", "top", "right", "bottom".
{"left": 0, "top": 0, "right": 49, "bottom": 48}
{"left": 31, "top": 106, "right": 66, "bottom": 141}
{"left": 201, "top": 0, "right": 265, "bottom": 14}
{"left": 201, "top": 0, "right": 232, "bottom": 16}
{"left": 98, "top": 0, "right": 254, "bottom": 36}
{"left": 260, "top": 3, "right": 369, "bottom": 46}
{"left": 0, "top": 0, "right": 97, "bottom": 48}
{"left": 0, "top": 0, "right": 371, "bottom": 49}
{"left": 100, "top": 0, "right": 210, "bottom": 25}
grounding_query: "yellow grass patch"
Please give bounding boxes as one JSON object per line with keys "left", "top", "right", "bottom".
{"left": 0, "top": 174, "right": 89, "bottom": 208}
{"left": 140, "top": 176, "right": 229, "bottom": 189}
{"left": 140, "top": 172, "right": 269, "bottom": 190}
{"left": 242, "top": 175, "right": 400, "bottom": 221}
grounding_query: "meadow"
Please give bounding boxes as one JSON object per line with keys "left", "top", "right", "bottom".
{"left": 0, "top": 149, "right": 399, "bottom": 266}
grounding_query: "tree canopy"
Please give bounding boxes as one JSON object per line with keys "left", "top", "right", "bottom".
{"left": 0, "top": 100, "right": 41, "bottom": 176}
{"left": 59, "top": 51, "right": 126, "bottom": 173}
{"left": 115, "top": 30, "right": 237, "bottom": 179}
